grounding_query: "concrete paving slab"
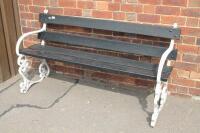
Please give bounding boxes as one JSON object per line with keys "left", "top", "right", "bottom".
{"left": 0, "top": 74, "right": 199, "bottom": 133}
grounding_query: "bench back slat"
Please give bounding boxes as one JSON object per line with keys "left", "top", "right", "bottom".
{"left": 38, "top": 31, "right": 177, "bottom": 59}
{"left": 39, "top": 13, "right": 180, "bottom": 39}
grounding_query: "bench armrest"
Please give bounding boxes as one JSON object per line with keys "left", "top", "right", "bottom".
{"left": 156, "top": 23, "right": 177, "bottom": 83}
{"left": 16, "top": 9, "right": 48, "bottom": 57}
{"left": 157, "top": 39, "right": 175, "bottom": 83}
{"left": 16, "top": 24, "right": 47, "bottom": 56}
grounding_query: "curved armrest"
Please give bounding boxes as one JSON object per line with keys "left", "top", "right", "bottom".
{"left": 16, "top": 24, "right": 47, "bottom": 56}
{"left": 156, "top": 23, "right": 177, "bottom": 83}
{"left": 156, "top": 39, "right": 175, "bottom": 83}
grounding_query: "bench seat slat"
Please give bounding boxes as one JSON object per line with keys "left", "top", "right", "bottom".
{"left": 39, "top": 14, "right": 180, "bottom": 39}
{"left": 38, "top": 32, "right": 177, "bottom": 60}
{"left": 19, "top": 45, "right": 172, "bottom": 81}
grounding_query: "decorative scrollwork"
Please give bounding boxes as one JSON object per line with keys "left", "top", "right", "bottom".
{"left": 39, "top": 60, "right": 50, "bottom": 78}
{"left": 18, "top": 56, "right": 50, "bottom": 93}
{"left": 151, "top": 82, "right": 168, "bottom": 127}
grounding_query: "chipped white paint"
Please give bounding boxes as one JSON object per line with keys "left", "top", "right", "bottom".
{"left": 151, "top": 23, "right": 178, "bottom": 127}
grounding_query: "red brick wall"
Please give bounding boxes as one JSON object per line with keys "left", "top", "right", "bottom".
{"left": 17, "top": 0, "right": 200, "bottom": 97}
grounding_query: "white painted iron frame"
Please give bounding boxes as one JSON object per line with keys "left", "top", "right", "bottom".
{"left": 151, "top": 23, "right": 178, "bottom": 127}
{"left": 16, "top": 10, "right": 50, "bottom": 93}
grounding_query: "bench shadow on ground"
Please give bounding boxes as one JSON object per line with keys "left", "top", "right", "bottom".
{"left": 0, "top": 73, "right": 154, "bottom": 126}
{"left": 51, "top": 73, "right": 154, "bottom": 126}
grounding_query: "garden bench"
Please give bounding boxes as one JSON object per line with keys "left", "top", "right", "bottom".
{"left": 16, "top": 10, "right": 180, "bottom": 127}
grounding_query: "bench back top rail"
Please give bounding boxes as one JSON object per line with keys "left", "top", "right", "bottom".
{"left": 39, "top": 13, "right": 181, "bottom": 39}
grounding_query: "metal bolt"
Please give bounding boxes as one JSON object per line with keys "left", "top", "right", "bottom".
{"left": 48, "top": 16, "right": 55, "bottom": 20}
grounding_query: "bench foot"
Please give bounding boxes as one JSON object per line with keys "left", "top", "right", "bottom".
{"left": 18, "top": 55, "right": 50, "bottom": 93}
{"left": 151, "top": 82, "right": 168, "bottom": 127}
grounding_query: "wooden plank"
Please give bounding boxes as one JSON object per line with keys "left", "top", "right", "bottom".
{"left": 31, "top": 44, "right": 158, "bottom": 70}
{"left": 38, "top": 32, "right": 177, "bottom": 59}
{"left": 40, "top": 13, "right": 181, "bottom": 39}
{"left": 20, "top": 45, "right": 171, "bottom": 81}
{"left": 29, "top": 44, "right": 172, "bottom": 77}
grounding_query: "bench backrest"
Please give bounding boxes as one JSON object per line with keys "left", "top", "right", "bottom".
{"left": 39, "top": 13, "right": 181, "bottom": 39}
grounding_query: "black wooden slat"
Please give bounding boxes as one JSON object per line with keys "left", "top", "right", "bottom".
{"left": 20, "top": 48, "right": 158, "bottom": 80}
{"left": 38, "top": 32, "right": 177, "bottom": 60}
{"left": 39, "top": 14, "right": 180, "bottom": 39}
{"left": 29, "top": 44, "right": 172, "bottom": 77}
{"left": 19, "top": 45, "right": 171, "bottom": 81}
{"left": 31, "top": 44, "right": 157, "bottom": 70}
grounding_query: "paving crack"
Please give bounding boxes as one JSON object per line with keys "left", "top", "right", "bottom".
{"left": 0, "top": 79, "right": 21, "bottom": 94}
{"left": 0, "top": 79, "right": 79, "bottom": 119}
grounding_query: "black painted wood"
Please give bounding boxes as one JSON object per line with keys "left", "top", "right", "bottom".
{"left": 20, "top": 44, "right": 172, "bottom": 81}
{"left": 39, "top": 13, "right": 181, "bottom": 39}
{"left": 38, "top": 32, "right": 177, "bottom": 60}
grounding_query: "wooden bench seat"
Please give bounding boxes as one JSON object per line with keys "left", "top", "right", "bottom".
{"left": 20, "top": 44, "right": 172, "bottom": 81}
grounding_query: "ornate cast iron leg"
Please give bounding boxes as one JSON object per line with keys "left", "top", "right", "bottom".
{"left": 18, "top": 55, "right": 50, "bottom": 93}
{"left": 159, "top": 82, "right": 168, "bottom": 112}
{"left": 151, "top": 82, "right": 168, "bottom": 127}
{"left": 151, "top": 82, "right": 163, "bottom": 127}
